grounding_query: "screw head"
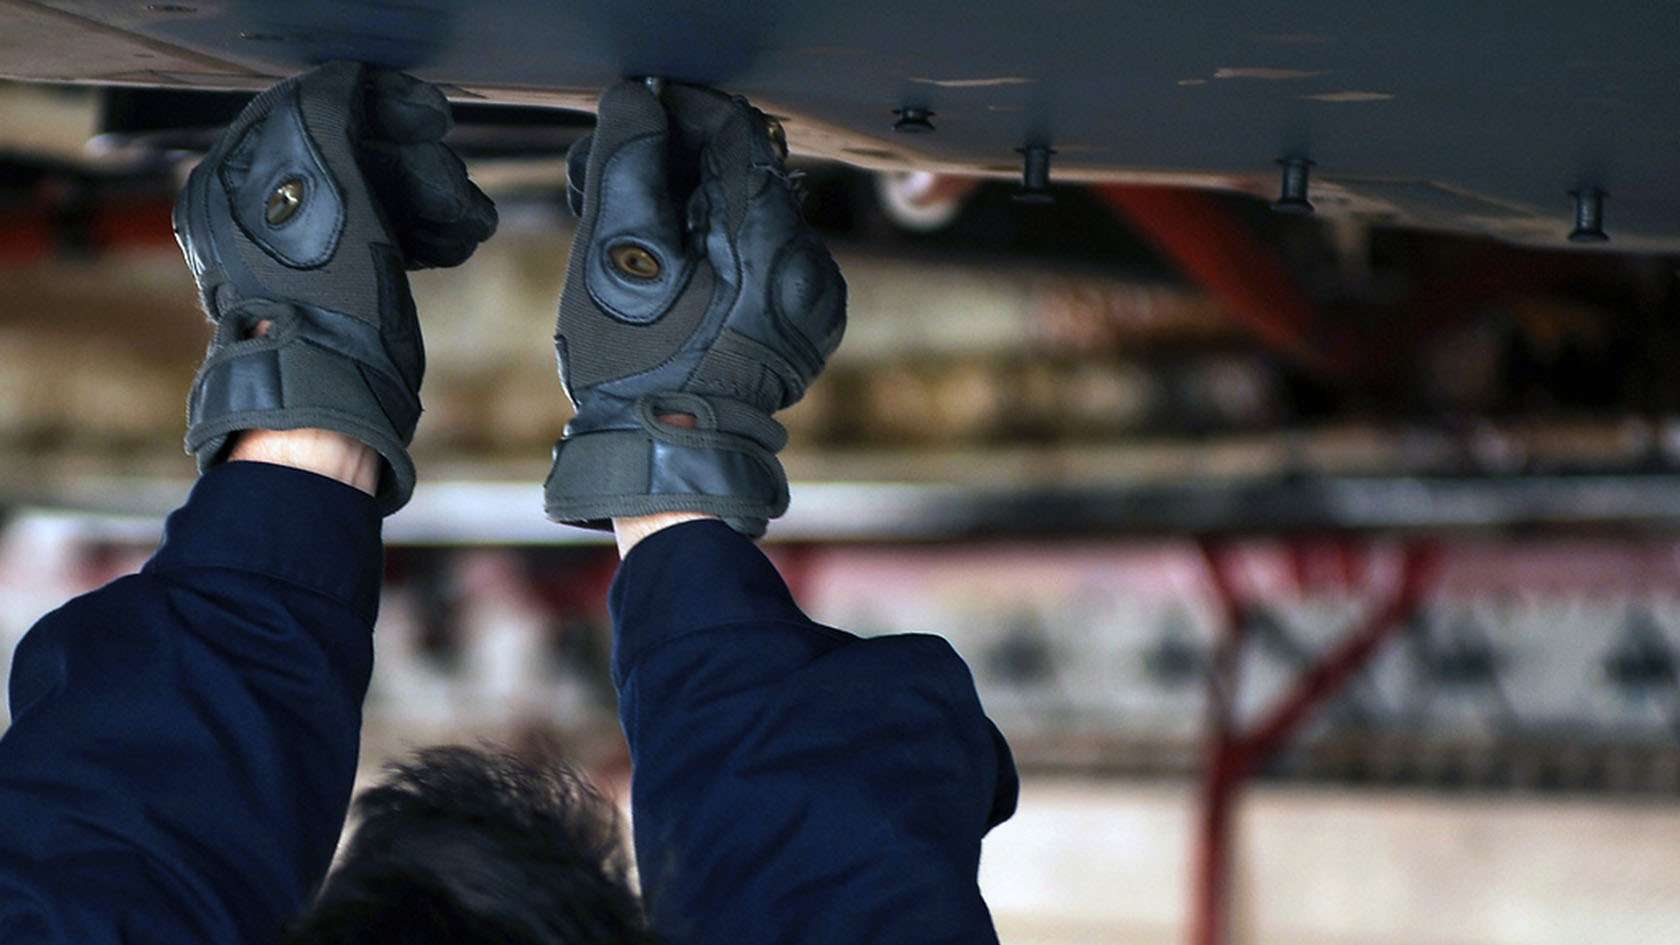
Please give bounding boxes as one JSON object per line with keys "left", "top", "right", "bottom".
{"left": 1013, "top": 145, "right": 1055, "bottom": 204}
{"left": 264, "top": 178, "right": 305, "bottom": 226}
{"left": 1568, "top": 188, "right": 1609, "bottom": 243}
{"left": 1270, "top": 195, "right": 1315, "bottom": 215}
{"left": 1271, "top": 157, "right": 1315, "bottom": 214}
{"left": 893, "top": 107, "right": 936, "bottom": 133}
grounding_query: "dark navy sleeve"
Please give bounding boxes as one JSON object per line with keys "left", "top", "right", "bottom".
{"left": 610, "top": 521, "right": 1018, "bottom": 945}
{"left": 0, "top": 461, "right": 381, "bottom": 945}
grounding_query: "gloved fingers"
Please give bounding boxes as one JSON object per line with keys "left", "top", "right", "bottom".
{"left": 363, "top": 68, "right": 453, "bottom": 144}
{"left": 667, "top": 85, "right": 802, "bottom": 240}
{"left": 286, "top": 60, "right": 367, "bottom": 124}
{"left": 581, "top": 81, "right": 687, "bottom": 255}
{"left": 665, "top": 85, "right": 845, "bottom": 373}
{"left": 365, "top": 139, "right": 496, "bottom": 232}
{"left": 661, "top": 84, "right": 746, "bottom": 157}
{"left": 564, "top": 134, "right": 592, "bottom": 217}
{"left": 205, "top": 61, "right": 355, "bottom": 167}
{"left": 362, "top": 139, "right": 498, "bottom": 268}
{"left": 403, "top": 228, "right": 481, "bottom": 269}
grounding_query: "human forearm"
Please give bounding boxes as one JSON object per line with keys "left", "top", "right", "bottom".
{"left": 0, "top": 462, "right": 379, "bottom": 942}
{"left": 609, "top": 521, "right": 1017, "bottom": 945}
{"left": 612, "top": 510, "right": 716, "bottom": 557}
{"left": 228, "top": 427, "right": 380, "bottom": 495}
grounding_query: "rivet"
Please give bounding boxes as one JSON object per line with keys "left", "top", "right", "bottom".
{"left": 264, "top": 178, "right": 305, "bottom": 226}
{"left": 1568, "top": 188, "right": 1609, "bottom": 243}
{"left": 893, "top": 107, "right": 937, "bottom": 133}
{"left": 609, "top": 243, "right": 662, "bottom": 280}
{"left": 1271, "top": 157, "right": 1314, "bottom": 214}
{"left": 1013, "top": 145, "right": 1056, "bottom": 204}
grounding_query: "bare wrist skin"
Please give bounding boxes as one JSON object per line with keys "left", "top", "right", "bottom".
{"left": 612, "top": 510, "right": 718, "bottom": 557}
{"left": 227, "top": 428, "right": 380, "bottom": 496}
{"left": 611, "top": 412, "right": 720, "bottom": 557}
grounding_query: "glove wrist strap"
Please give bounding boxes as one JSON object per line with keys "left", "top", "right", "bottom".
{"left": 185, "top": 326, "right": 418, "bottom": 514}
{"left": 543, "top": 420, "right": 788, "bottom": 538}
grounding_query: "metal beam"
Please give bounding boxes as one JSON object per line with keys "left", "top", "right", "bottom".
{"left": 1094, "top": 184, "right": 1344, "bottom": 376}
{"left": 1190, "top": 542, "right": 1436, "bottom": 945}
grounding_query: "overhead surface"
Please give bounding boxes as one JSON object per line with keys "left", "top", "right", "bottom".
{"left": 2, "top": 0, "right": 1679, "bottom": 249}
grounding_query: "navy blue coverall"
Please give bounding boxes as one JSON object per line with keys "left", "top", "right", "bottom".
{"left": 0, "top": 461, "right": 1018, "bottom": 943}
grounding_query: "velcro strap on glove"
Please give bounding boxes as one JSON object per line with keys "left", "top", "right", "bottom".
{"left": 184, "top": 298, "right": 420, "bottom": 510}
{"left": 543, "top": 393, "right": 788, "bottom": 537}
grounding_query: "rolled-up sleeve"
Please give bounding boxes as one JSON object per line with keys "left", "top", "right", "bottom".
{"left": 611, "top": 520, "right": 1017, "bottom": 945}
{"left": 0, "top": 461, "right": 381, "bottom": 945}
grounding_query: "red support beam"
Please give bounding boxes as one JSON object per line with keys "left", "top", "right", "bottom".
{"left": 0, "top": 196, "right": 175, "bottom": 266}
{"left": 1189, "top": 541, "right": 1437, "bottom": 945}
{"left": 1192, "top": 743, "right": 1242, "bottom": 945}
{"left": 1093, "top": 184, "right": 1346, "bottom": 377}
{"left": 1235, "top": 546, "right": 1438, "bottom": 772}
{"left": 85, "top": 195, "right": 178, "bottom": 253}
{"left": 1191, "top": 542, "right": 1247, "bottom": 945}
{"left": 0, "top": 208, "right": 55, "bottom": 266}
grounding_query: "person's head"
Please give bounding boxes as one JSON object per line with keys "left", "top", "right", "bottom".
{"left": 283, "top": 746, "right": 658, "bottom": 945}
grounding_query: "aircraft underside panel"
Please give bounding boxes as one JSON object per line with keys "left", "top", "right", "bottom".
{"left": 1, "top": 0, "right": 1678, "bottom": 251}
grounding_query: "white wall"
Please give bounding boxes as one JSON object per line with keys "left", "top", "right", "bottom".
{"left": 980, "top": 779, "right": 1680, "bottom": 945}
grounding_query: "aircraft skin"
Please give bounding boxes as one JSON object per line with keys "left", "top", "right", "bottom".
{"left": 0, "top": 1, "right": 1676, "bottom": 249}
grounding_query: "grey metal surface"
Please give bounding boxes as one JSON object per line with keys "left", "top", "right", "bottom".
{"left": 4, "top": 1, "right": 1679, "bottom": 250}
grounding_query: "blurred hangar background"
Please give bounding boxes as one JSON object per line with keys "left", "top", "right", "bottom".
{"left": 1, "top": 3, "right": 1679, "bottom": 944}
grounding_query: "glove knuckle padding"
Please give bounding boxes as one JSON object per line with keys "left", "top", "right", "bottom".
{"left": 172, "top": 61, "right": 487, "bottom": 514}
{"left": 546, "top": 81, "right": 846, "bottom": 537}
{"left": 772, "top": 240, "right": 846, "bottom": 364}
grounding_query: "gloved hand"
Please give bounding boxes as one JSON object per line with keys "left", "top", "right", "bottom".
{"left": 546, "top": 81, "right": 846, "bottom": 537}
{"left": 174, "top": 61, "right": 497, "bottom": 514}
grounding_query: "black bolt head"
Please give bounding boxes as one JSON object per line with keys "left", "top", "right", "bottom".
{"left": 1271, "top": 195, "right": 1315, "bottom": 215}
{"left": 1013, "top": 145, "right": 1056, "bottom": 204}
{"left": 893, "top": 107, "right": 936, "bottom": 133}
{"left": 1568, "top": 188, "right": 1610, "bottom": 243}
{"left": 1272, "top": 157, "right": 1315, "bottom": 215}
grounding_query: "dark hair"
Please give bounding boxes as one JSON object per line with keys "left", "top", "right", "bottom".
{"left": 283, "top": 746, "right": 658, "bottom": 945}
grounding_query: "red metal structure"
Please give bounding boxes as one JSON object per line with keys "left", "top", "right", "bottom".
{"left": 1191, "top": 542, "right": 1439, "bottom": 945}
{"left": 0, "top": 195, "right": 174, "bottom": 266}
{"left": 1093, "top": 184, "right": 1353, "bottom": 378}
{"left": 1095, "top": 184, "right": 1450, "bottom": 944}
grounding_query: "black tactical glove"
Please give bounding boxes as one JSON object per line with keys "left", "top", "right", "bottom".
{"left": 174, "top": 61, "right": 497, "bottom": 514}
{"left": 545, "top": 81, "right": 846, "bottom": 537}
